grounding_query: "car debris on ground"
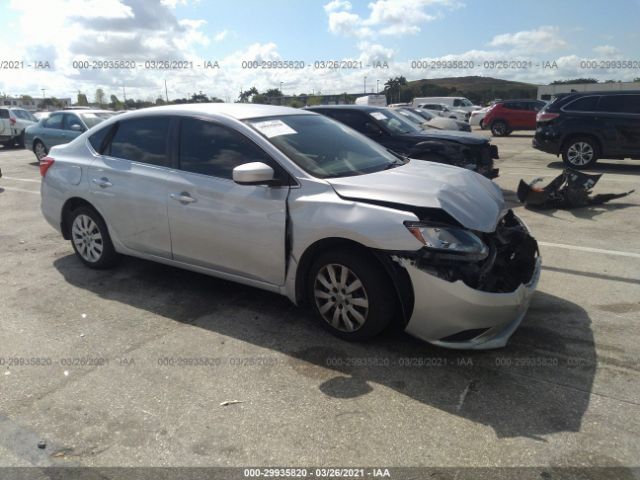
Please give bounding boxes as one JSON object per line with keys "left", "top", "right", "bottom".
{"left": 517, "top": 169, "right": 635, "bottom": 209}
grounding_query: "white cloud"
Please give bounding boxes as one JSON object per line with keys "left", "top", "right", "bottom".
{"left": 593, "top": 45, "right": 619, "bottom": 57}
{"left": 487, "top": 26, "right": 567, "bottom": 53}
{"left": 323, "top": 0, "right": 352, "bottom": 12}
{"left": 214, "top": 29, "right": 229, "bottom": 42}
{"left": 327, "top": 11, "right": 373, "bottom": 38}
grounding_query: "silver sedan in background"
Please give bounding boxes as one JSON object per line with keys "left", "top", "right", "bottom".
{"left": 39, "top": 104, "right": 540, "bottom": 349}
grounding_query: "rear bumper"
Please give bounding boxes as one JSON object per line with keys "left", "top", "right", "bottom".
{"left": 402, "top": 257, "right": 541, "bottom": 349}
{"left": 533, "top": 131, "right": 562, "bottom": 155}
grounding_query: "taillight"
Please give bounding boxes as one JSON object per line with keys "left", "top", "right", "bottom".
{"left": 537, "top": 112, "right": 559, "bottom": 123}
{"left": 39, "top": 157, "right": 55, "bottom": 177}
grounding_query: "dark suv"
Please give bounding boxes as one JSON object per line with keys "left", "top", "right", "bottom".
{"left": 533, "top": 91, "right": 640, "bottom": 168}
{"left": 307, "top": 105, "right": 499, "bottom": 178}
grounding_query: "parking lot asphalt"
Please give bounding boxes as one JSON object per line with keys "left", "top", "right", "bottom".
{"left": 0, "top": 131, "right": 639, "bottom": 471}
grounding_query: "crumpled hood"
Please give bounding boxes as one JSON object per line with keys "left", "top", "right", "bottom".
{"left": 401, "top": 129, "right": 489, "bottom": 145}
{"left": 326, "top": 160, "right": 506, "bottom": 233}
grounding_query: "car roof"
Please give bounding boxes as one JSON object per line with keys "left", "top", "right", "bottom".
{"left": 112, "top": 103, "right": 314, "bottom": 121}
{"left": 306, "top": 105, "right": 385, "bottom": 112}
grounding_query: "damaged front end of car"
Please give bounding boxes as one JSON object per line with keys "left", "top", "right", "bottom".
{"left": 392, "top": 210, "right": 541, "bottom": 349}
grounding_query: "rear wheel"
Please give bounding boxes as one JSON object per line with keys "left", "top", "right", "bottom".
{"left": 307, "top": 249, "right": 397, "bottom": 341}
{"left": 562, "top": 137, "right": 598, "bottom": 169}
{"left": 68, "top": 206, "right": 119, "bottom": 269}
{"left": 491, "top": 121, "right": 509, "bottom": 137}
{"left": 33, "top": 140, "right": 47, "bottom": 160}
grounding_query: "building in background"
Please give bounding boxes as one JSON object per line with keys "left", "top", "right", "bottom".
{"left": 0, "top": 96, "right": 72, "bottom": 111}
{"left": 538, "top": 81, "right": 640, "bottom": 101}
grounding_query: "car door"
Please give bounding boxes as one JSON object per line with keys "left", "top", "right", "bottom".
{"left": 40, "top": 113, "right": 69, "bottom": 147}
{"left": 62, "top": 113, "right": 87, "bottom": 142}
{"left": 597, "top": 94, "right": 640, "bottom": 156}
{"left": 88, "top": 116, "right": 173, "bottom": 258}
{"left": 165, "top": 117, "right": 289, "bottom": 285}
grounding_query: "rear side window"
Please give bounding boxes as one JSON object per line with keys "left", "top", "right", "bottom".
{"left": 179, "top": 118, "right": 277, "bottom": 180}
{"left": 108, "top": 117, "right": 170, "bottom": 167}
{"left": 0, "top": 109, "right": 8, "bottom": 119}
{"left": 597, "top": 95, "right": 640, "bottom": 114}
{"left": 88, "top": 125, "right": 113, "bottom": 153}
{"left": 564, "top": 96, "right": 600, "bottom": 112}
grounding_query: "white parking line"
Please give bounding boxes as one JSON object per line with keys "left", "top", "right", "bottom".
{"left": 539, "top": 241, "right": 640, "bottom": 259}
{"left": 1, "top": 176, "right": 40, "bottom": 183}
{"left": 0, "top": 186, "right": 39, "bottom": 195}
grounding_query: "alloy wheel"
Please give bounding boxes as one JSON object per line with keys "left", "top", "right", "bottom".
{"left": 567, "top": 142, "right": 594, "bottom": 166}
{"left": 313, "top": 263, "right": 369, "bottom": 332}
{"left": 72, "top": 214, "right": 104, "bottom": 263}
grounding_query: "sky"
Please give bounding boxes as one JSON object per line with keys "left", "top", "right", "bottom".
{"left": 0, "top": 0, "right": 639, "bottom": 102}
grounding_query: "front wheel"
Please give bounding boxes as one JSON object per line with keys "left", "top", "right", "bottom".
{"left": 562, "top": 137, "right": 598, "bottom": 169}
{"left": 307, "top": 249, "right": 397, "bottom": 341}
{"left": 68, "top": 206, "right": 119, "bottom": 269}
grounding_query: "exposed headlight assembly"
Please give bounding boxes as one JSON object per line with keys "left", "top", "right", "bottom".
{"left": 404, "top": 221, "right": 489, "bottom": 261}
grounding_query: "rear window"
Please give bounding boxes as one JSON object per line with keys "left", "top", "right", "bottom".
{"left": 597, "top": 95, "right": 640, "bottom": 114}
{"left": 564, "top": 96, "right": 600, "bottom": 112}
{"left": 88, "top": 125, "right": 113, "bottom": 153}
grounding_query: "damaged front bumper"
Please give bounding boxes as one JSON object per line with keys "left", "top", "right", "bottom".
{"left": 400, "top": 256, "right": 540, "bottom": 349}
{"left": 394, "top": 211, "right": 541, "bottom": 350}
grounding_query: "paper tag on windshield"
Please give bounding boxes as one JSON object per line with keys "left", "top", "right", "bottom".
{"left": 252, "top": 120, "right": 297, "bottom": 138}
{"left": 370, "top": 112, "right": 387, "bottom": 121}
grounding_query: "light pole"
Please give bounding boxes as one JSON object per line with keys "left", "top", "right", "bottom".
{"left": 376, "top": 80, "right": 380, "bottom": 94}
{"left": 363, "top": 76, "right": 367, "bottom": 95}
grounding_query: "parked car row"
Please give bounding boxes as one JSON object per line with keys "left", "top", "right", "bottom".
{"left": 39, "top": 104, "right": 540, "bottom": 350}
{"left": 25, "top": 110, "right": 116, "bottom": 160}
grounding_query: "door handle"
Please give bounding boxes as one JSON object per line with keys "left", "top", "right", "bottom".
{"left": 170, "top": 192, "right": 196, "bottom": 204}
{"left": 92, "top": 177, "right": 112, "bottom": 188}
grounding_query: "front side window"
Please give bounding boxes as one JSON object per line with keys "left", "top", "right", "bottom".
{"left": 44, "top": 113, "right": 64, "bottom": 129}
{"left": 108, "top": 117, "right": 170, "bottom": 167}
{"left": 247, "top": 114, "right": 402, "bottom": 179}
{"left": 63, "top": 114, "right": 84, "bottom": 131}
{"left": 179, "top": 118, "right": 279, "bottom": 179}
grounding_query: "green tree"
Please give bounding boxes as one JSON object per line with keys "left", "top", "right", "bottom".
{"left": 77, "top": 93, "right": 89, "bottom": 106}
{"left": 238, "top": 87, "right": 259, "bottom": 103}
{"left": 95, "top": 88, "right": 105, "bottom": 106}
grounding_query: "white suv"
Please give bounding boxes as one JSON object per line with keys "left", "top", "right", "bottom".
{"left": 0, "top": 107, "right": 37, "bottom": 147}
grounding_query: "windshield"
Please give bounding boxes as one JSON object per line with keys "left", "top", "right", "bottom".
{"left": 247, "top": 114, "right": 403, "bottom": 179}
{"left": 369, "top": 109, "right": 422, "bottom": 134}
{"left": 80, "top": 112, "right": 114, "bottom": 128}
{"left": 394, "top": 109, "right": 428, "bottom": 127}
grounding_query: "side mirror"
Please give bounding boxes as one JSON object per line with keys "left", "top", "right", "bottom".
{"left": 365, "top": 122, "right": 383, "bottom": 137}
{"left": 70, "top": 124, "right": 84, "bottom": 132}
{"left": 233, "top": 162, "right": 275, "bottom": 185}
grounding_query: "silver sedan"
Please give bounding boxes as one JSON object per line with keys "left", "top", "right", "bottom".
{"left": 39, "top": 104, "right": 540, "bottom": 349}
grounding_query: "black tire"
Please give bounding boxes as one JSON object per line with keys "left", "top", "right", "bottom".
{"left": 307, "top": 248, "right": 397, "bottom": 341}
{"left": 491, "top": 121, "right": 509, "bottom": 137}
{"left": 33, "top": 140, "right": 47, "bottom": 160}
{"left": 562, "top": 136, "right": 599, "bottom": 169}
{"left": 67, "top": 206, "right": 119, "bottom": 269}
